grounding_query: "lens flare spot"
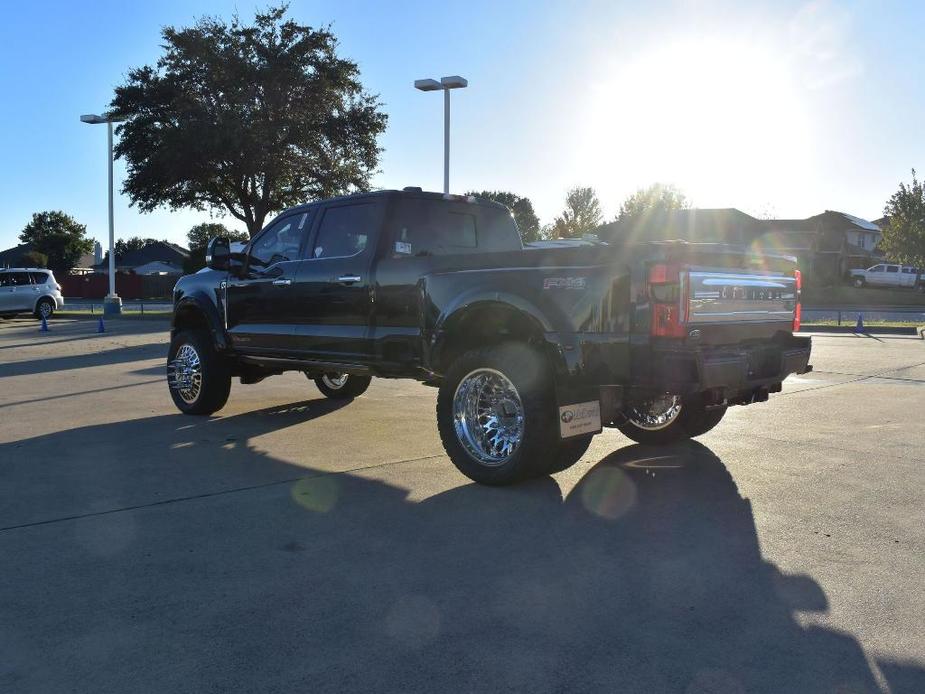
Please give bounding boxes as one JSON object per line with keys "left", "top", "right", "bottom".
{"left": 291, "top": 476, "right": 339, "bottom": 513}
{"left": 580, "top": 466, "right": 637, "bottom": 520}
{"left": 170, "top": 441, "right": 194, "bottom": 449}
{"left": 385, "top": 594, "right": 441, "bottom": 650}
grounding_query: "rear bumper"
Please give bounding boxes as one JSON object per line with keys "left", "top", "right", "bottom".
{"left": 637, "top": 335, "right": 812, "bottom": 402}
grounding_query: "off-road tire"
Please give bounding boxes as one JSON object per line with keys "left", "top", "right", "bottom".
{"left": 617, "top": 395, "right": 724, "bottom": 445}
{"left": 167, "top": 329, "right": 231, "bottom": 415}
{"left": 313, "top": 373, "right": 372, "bottom": 399}
{"left": 684, "top": 405, "right": 728, "bottom": 437}
{"left": 545, "top": 435, "right": 594, "bottom": 475}
{"left": 437, "top": 342, "right": 562, "bottom": 485}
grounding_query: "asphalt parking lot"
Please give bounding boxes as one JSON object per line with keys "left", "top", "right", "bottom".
{"left": 1, "top": 318, "right": 923, "bottom": 693}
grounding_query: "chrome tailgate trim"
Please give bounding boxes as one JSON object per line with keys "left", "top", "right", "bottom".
{"left": 686, "top": 269, "right": 797, "bottom": 324}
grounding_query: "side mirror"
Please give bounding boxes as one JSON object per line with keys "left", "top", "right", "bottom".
{"left": 206, "top": 237, "right": 231, "bottom": 270}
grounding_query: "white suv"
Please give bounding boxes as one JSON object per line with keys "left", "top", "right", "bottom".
{"left": 0, "top": 268, "right": 64, "bottom": 319}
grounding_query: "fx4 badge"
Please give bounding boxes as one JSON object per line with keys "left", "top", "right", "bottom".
{"left": 544, "top": 277, "right": 587, "bottom": 290}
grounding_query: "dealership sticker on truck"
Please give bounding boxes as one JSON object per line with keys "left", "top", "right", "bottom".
{"left": 559, "top": 400, "right": 602, "bottom": 438}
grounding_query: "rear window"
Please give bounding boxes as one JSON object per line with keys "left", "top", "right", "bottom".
{"left": 30, "top": 271, "right": 49, "bottom": 284}
{"left": 388, "top": 198, "right": 519, "bottom": 257}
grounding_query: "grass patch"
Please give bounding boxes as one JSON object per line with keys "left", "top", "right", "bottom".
{"left": 802, "top": 319, "right": 921, "bottom": 328}
{"left": 57, "top": 310, "right": 171, "bottom": 320}
{"left": 804, "top": 285, "right": 925, "bottom": 307}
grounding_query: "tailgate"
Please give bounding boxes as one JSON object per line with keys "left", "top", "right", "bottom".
{"left": 685, "top": 268, "right": 797, "bottom": 325}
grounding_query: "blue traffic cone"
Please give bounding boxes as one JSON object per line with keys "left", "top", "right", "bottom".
{"left": 39, "top": 316, "right": 49, "bottom": 332}
{"left": 97, "top": 317, "right": 106, "bottom": 334}
{"left": 854, "top": 314, "right": 865, "bottom": 333}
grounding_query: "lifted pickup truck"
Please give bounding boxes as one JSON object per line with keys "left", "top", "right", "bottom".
{"left": 168, "top": 189, "right": 811, "bottom": 485}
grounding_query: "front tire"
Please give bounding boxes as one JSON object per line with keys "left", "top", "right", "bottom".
{"left": 312, "top": 373, "right": 372, "bottom": 399}
{"left": 853, "top": 277, "right": 865, "bottom": 288}
{"left": 167, "top": 329, "right": 231, "bottom": 415}
{"left": 616, "top": 394, "right": 726, "bottom": 444}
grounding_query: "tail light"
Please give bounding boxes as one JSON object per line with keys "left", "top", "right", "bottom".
{"left": 792, "top": 269, "right": 802, "bottom": 333}
{"left": 649, "top": 263, "right": 687, "bottom": 337}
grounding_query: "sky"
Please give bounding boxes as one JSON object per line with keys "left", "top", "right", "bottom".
{"left": 1, "top": 0, "right": 924, "bottom": 251}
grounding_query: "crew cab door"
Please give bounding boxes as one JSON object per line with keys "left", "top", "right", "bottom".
{"left": 225, "top": 211, "right": 312, "bottom": 353}
{"left": 289, "top": 200, "right": 383, "bottom": 363}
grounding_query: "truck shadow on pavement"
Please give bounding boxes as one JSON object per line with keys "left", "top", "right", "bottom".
{"left": 1, "top": 403, "right": 922, "bottom": 693}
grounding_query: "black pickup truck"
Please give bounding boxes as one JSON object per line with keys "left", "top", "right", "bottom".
{"left": 168, "top": 188, "right": 811, "bottom": 484}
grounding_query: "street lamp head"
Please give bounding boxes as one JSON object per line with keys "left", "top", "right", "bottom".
{"left": 414, "top": 78, "right": 442, "bottom": 92}
{"left": 440, "top": 75, "right": 468, "bottom": 89}
{"left": 80, "top": 113, "right": 128, "bottom": 125}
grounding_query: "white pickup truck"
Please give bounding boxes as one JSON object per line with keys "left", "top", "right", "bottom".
{"left": 850, "top": 263, "right": 923, "bottom": 291}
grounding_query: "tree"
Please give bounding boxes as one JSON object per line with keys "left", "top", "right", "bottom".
{"left": 115, "top": 237, "right": 158, "bottom": 257}
{"left": 187, "top": 222, "right": 250, "bottom": 250}
{"left": 466, "top": 190, "right": 541, "bottom": 243}
{"left": 880, "top": 169, "right": 925, "bottom": 268}
{"left": 617, "top": 183, "right": 689, "bottom": 224}
{"left": 19, "top": 250, "right": 48, "bottom": 268}
{"left": 184, "top": 222, "right": 251, "bottom": 273}
{"left": 550, "top": 187, "right": 603, "bottom": 238}
{"left": 19, "top": 211, "right": 93, "bottom": 276}
{"left": 111, "top": 5, "right": 388, "bottom": 236}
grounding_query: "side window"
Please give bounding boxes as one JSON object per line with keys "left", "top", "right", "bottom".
{"left": 886, "top": 265, "right": 899, "bottom": 273}
{"left": 249, "top": 215, "right": 304, "bottom": 269}
{"left": 9, "top": 272, "right": 31, "bottom": 286}
{"left": 870, "top": 265, "right": 884, "bottom": 272}
{"left": 30, "top": 272, "right": 48, "bottom": 285}
{"left": 0, "top": 273, "right": 9, "bottom": 287}
{"left": 389, "top": 200, "right": 478, "bottom": 257}
{"left": 311, "top": 204, "right": 375, "bottom": 259}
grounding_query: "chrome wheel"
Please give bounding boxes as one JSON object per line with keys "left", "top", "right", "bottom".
{"left": 626, "top": 394, "right": 683, "bottom": 431}
{"left": 453, "top": 368, "right": 525, "bottom": 466}
{"left": 168, "top": 343, "right": 203, "bottom": 405}
{"left": 39, "top": 301, "right": 52, "bottom": 318}
{"left": 321, "top": 373, "right": 349, "bottom": 390}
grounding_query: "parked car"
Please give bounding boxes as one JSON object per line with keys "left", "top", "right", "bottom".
{"left": 850, "top": 263, "right": 923, "bottom": 290}
{"left": 167, "top": 189, "right": 811, "bottom": 485}
{"left": 0, "top": 268, "right": 63, "bottom": 319}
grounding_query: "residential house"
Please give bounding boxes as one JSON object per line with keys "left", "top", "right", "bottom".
{"left": 596, "top": 208, "right": 883, "bottom": 285}
{"left": 0, "top": 242, "right": 96, "bottom": 271}
{"left": 95, "top": 240, "right": 189, "bottom": 275}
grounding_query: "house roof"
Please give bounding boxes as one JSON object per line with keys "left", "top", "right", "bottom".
{"left": 94, "top": 240, "right": 189, "bottom": 270}
{"left": 0, "top": 242, "right": 33, "bottom": 267}
{"left": 598, "top": 208, "right": 762, "bottom": 244}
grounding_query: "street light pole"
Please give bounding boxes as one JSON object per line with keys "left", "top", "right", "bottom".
{"left": 107, "top": 120, "right": 115, "bottom": 301}
{"left": 414, "top": 76, "right": 468, "bottom": 195}
{"left": 81, "top": 113, "right": 126, "bottom": 315}
{"left": 443, "top": 87, "right": 450, "bottom": 195}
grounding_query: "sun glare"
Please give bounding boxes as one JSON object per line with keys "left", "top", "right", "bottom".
{"left": 581, "top": 37, "right": 812, "bottom": 210}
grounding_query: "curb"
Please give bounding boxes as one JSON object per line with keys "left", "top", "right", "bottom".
{"left": 800, "top": 325, "right": 918, "bottom": 335}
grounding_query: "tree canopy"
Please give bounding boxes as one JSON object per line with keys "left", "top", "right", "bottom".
{"left": 185, "top": 222, "right": 251, "bottom": 273}
{"left": 550, "top": 187, "right": 603, "bottom": 238}
{"left": 617, "top": 183, "right": 689, "bottom": 224}
{"left": 19, "top": 211, "right": 93, "bottom": 276}
{"left": 880, "top": 169, "right": 925, "bottom": 268}
{"left": 115, "top": 237, "right": 159, "bottom": 257}
{"left": 187, "top": 222, "right": 250, "bottom": 250}
{"left": 111, "top": 5, "right": 388, "bottom": 236}
{"left": 466, "top": 190, "right": 541, "bottom": 243}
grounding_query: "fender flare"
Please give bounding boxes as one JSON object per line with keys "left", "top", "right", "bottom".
{"left": 428, "top": 290, "right": 556, "bottom": 372}
{"left": 172, "top": 293, "right": 229, "bottom": 351}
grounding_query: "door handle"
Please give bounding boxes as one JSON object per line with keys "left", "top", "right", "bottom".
{"left": 336, "top": 275, "right": 362, "bottom": 284}
{"left": 272, "top": 278, "right": 292, "bottom": 286}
